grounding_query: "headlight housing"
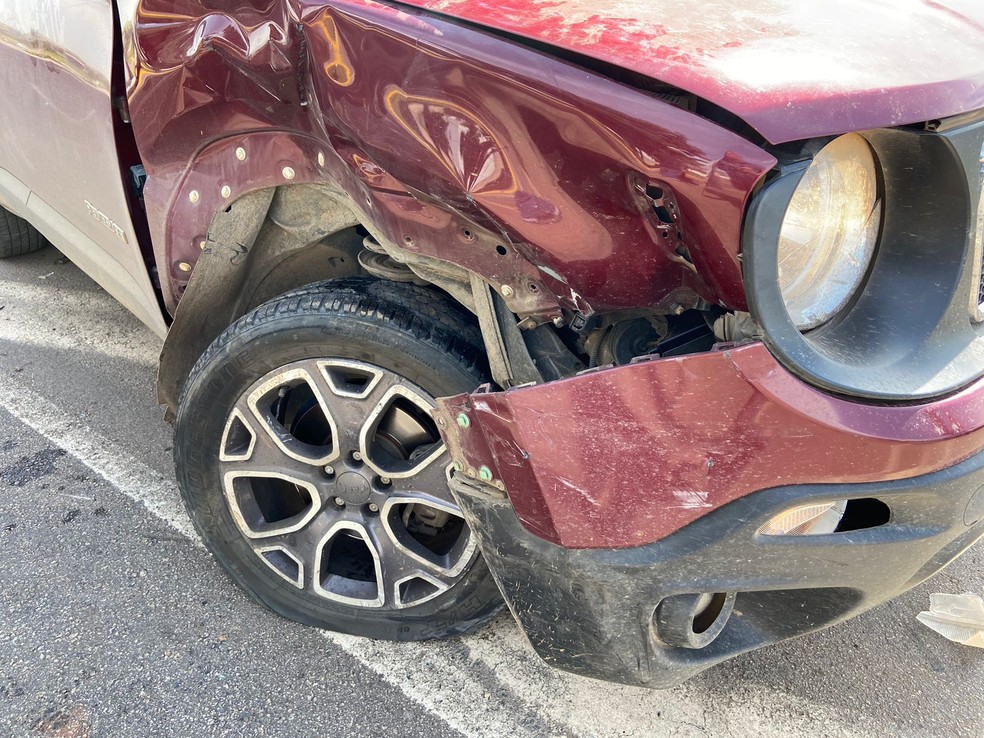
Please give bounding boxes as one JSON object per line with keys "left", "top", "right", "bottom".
{"left": 743, "top": 125, "right": 980, "bottom": 402}
{"left": 777, "top": 133, "right": 882, "bottom": 330}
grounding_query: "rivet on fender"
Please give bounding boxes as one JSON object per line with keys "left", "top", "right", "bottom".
{"left": 456, "top": 413, "right": 470, "bottom": 428}
{"left": 478, "top": 466, "right": 493, "bottom": 481}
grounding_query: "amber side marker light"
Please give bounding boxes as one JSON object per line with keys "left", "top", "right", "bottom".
{"left": 758, "top": 500, "right": 848, "bottom": 536}
{"left": 759, "top": 498, "right": 893, "bottom": 536}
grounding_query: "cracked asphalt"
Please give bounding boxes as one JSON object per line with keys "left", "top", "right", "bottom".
{"left": 1, "top": 246, "right": 982, "bottom": 738}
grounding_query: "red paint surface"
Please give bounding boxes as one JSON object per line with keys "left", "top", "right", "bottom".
{"left": 437, "top": 343, "right": 984, "bottom": 548}
{"left": 395, "top": 0, "right": 984, "bottom": 144}
{"left": 126, "top": 1, "right": 774, "bottom": 314}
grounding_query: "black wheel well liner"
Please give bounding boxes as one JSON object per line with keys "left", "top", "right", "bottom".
{"left": 158, "top": 183, "right": 367, "bottom": 413}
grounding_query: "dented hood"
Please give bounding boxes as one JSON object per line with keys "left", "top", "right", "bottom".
{"left": 394, "top": 0, "right": 984, "bottom": 143}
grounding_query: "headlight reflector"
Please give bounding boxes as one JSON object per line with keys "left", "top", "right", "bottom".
{"left": 777, "top": 133, "right": 882, "bottom": 330}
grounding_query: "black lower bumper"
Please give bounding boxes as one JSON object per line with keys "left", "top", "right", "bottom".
{"left": 451, "top": 449, "right": 984, "bottom": 688}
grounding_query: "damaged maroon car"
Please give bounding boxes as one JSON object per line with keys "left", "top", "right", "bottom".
{"left": 3, "top": 0, "right": 984, "bottom": 687}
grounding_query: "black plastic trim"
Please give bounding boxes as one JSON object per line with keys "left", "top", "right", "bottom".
{"left": 451, "top": 449, "right": 984, "bottom": 688}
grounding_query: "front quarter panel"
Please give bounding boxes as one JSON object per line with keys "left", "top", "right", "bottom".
{"left": 121, "top": 0, "right": 775, "bottom": 316}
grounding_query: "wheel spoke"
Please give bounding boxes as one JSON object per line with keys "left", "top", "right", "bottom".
{"left": 302, "top": 358, "right": 395, "bottom": 455}
{"left": 239, "top": 366, "right": 339, "bottom": 467}
{"left": 358, "top": 384, "right": 446, "bottom": 481}
{"left": 364, "top": 517, "right": 462, "bottom": 608}
{"left": 388, "top": 459, "right": 455, "bottom": 505}
{"left": 222, "top": 411, "right": 324, "bottom": 485}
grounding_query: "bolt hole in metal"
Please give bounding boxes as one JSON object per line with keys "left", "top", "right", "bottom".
{"left": 219, "top": 359, "right": 476, "bottom": 610}
{"left": 495, "top": 244, "right": 508, "bottom": 256}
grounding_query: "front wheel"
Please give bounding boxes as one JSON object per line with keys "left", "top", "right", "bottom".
{"left": 174, "top": 278, "right": 502, "bottom": 640}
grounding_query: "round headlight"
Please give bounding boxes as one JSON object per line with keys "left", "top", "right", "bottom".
{"left": 777, "top": 133, "right": 882, "bottom": 330}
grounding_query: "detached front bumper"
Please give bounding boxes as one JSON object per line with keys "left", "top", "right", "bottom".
{"left": 434, "top": 342, "right": 984, "bottom": 686}
{"left": 451, "top": 454, "right": 984, "bottom": 687}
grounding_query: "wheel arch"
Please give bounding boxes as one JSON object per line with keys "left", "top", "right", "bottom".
{"left": 156, "top": 127, "right": 545, "bottom": 413}
{"left": 158, "top": 178, "right": 367, "bottom": 413}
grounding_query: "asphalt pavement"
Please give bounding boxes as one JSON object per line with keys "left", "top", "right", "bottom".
{"left": 1, "top": 246, "right": 982, "bottom": 738}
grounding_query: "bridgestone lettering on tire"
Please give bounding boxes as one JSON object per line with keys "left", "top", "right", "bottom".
{"left": 173, "top": 277, "right": 502, "bottom": 640}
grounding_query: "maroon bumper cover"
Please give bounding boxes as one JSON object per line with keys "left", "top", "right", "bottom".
{"left": 436, "top": 343, "right": 984, "bottom": 549}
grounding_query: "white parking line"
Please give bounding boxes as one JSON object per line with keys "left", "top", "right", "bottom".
{"left": 0, "top": 375, "right": 866, "bottom": 738}
{"left": 0, "top": 377, "right": 196, "bottom": 540}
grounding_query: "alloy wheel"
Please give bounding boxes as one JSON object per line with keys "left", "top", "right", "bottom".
{"left": 218, "top": 358, "right": 477, "bottom": 610}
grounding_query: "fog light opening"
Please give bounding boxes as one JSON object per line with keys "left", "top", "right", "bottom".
{"left": 654, "top": 591, "right": 736, "bottom": 649}
{"left": 760, "top": 497, "right": 892, "bottom": 536}
{"left": 692, "top": 592, "right": 729, "bottom": 634}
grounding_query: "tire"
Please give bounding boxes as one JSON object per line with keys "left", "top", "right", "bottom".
{"left": 0, "top": 207, "right": 46, "bottom": 258}
{"left": 174, "top": 277, "right": 503, "bottom": 640}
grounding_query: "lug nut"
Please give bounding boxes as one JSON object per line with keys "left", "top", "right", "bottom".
{"left": 368, "top": 503, "right": 379, "bottom": 513}
{"left": 324, "top": 465, "right": 335, "bottom": 476}
{"left": 352, "top": 451, "right": 363, "bottom": 462}
{"left": 334, "top": 497, "right": 345, "bottom": 507}
{"left": 379, "top": 476, "right": 391, "bottom": 485}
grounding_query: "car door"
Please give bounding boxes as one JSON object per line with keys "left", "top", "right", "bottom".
{"left": 0, "top": 0, "right": 167, "bottom": 335}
